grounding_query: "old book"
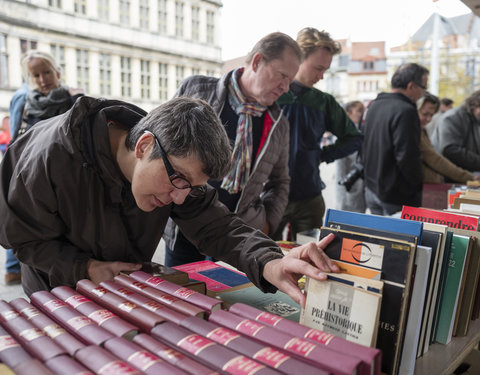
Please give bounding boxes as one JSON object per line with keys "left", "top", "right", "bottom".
{"left": 75, "top": 345, "right": 142, "bottom": 374}
{"left": 132, "top": 333, "right": 218, "bottom": 375}
{"left": 12, "top": 358, "right": 56, "bottom": 375}
{"left": 75, "top": 279, "right": 165, "bottom": 333}
{"left": 103, "top": 337, "right": 186, "bottom": 374}
{"left": 100, "top": 279, "right": 189, "bottom": 325}
{"left": 45, "top": 354, "right": 93, "bottom": 375}
{"left": 9, "top": 297, "right": 85, "bottom": 356}
{"left": 422, "top": 183, "right": 452, "bottom": 209}
{"left": 435, "top": 234, "right": 471, "bottom": 344}
{"left": 127, "top": 262, "right": 190, "bottom": 285}
{"left": 319, "top": 226, "right": 416, "bottom": 375}
{"left": 123, "top": 272, "right": 221, "bottom": 313}
{"left": 0, "top": 324, "right": 33, "bottom": 369}
{"left": 30, "top": 290, "right": 115, "bottom": 347}
{"left": 401, "top": 205, "right": 479, "bottom": 231}
{"left": 172, "top": 260, "right": 253, "bottom": 296}
{"left": 300, "top": 273, "right": 383, "bottom": 347}
{"left": 228, "top": 302, "right": 382, "bottom": 375}
{"left": 180, "top": 315, "right": 326, "bottom": 375}
{"left": 208, "top": 309, "right": 366, "bottom": 375}
{"left": 151, "top": 321, "right": 280, "bottom": 375}
{"left": 0, "top": 300, "right": 67, "bottom": 362}
{"left": 51, "top": 285, "right": 139, "bottom": 340}
{"left": 217, "top": 284, "right": 301, "bottom": 322}
{"left": 453, "top": 196, "right": 480, "bottom": 209}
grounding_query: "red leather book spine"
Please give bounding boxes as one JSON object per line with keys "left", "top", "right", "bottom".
{"left": 132, "top": 333, "right": 219, "bottom": 375}
{"left": 51, "top": 285, "right": 139, "bottom": 339}
{"left": 75, "top": 345, "right": 142, "bottom": 374}
{"left": 151, "top": 321, "right": 281, "bottom": 375}
{"left": 103, "top": 336, "right": 187, "bottom": 374}
{"left": 110, "top": 275, "right": 206, "bottom": 318}
{"left": 9, "top": 298, "right": 85, "bottom": 356}
{"left": 30, "top": 290, "right": 115, "bottom": 347}
{"left": 229, "top": 302, "right": 381, "bottom": 375}
{"left": 75, "top": 279, "right": 165, "bottom": 333}
{"left": 209, "top": 310, "right": 364, "bottom": 375}
{"left": 100, "top": 280, "right": 188, "bottom": 325}
{"left": 125, "top": 272, "right": 222, "bottom": 313}
{"left": 180, "top": 316, "right": 326, "bottom": 375}
{"left": 0, "top": 323, "right": 32, "bottom": 368}
{"left": 45, "top": 354, "right": 93, "bottom": 375}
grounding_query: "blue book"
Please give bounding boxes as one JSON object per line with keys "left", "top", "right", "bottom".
{"left": 325, "top": 209, "right": 423, "bottom": 243}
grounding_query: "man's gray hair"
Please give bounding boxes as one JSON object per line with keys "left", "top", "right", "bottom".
{"left": 465, "top": 90, "right": 480, "bottom": 114}
{"left": 125, "top": 97, "right": 232, "bottom": 180}
{"left": 245, "top": 32, "right": 301, "bottom": 64}
{"left": 391, "top": 63, "right": 429, "bottom": 89}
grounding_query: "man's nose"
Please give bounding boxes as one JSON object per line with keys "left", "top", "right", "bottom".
{"left": 170, "top": 188, "right": 190, "bottom": 205}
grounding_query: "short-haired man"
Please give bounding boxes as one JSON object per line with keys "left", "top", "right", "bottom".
{"left": 272, "top": 28, "right": 363, "bottom": 241}
{"left": 362, "top": 62, "right": 429, "bottom": 215}
{"left": 163, "top": 32, "right": 301, "bottom": 266}
{"left": 0, "top": 96, "right": 336, "bottom": 306}
{"left": 431, "top": 90, "right": 480, "bottom": 171}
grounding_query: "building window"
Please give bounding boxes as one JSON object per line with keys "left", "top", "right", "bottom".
{"left": 191, "top": 6, "right": 200, "bottom": 41}
{"left": 98, "top": 0, "right": 109, "bottom": 20}
{"left": 48, "top": 0, "right": 62, "bottom": 8}
{"left": 175, "top": 1, "right": 184, "bottom": 37}
{"left": 120, "top": 56, "right": 131, "bottom": 97}
{"left": 206, "top": 10, "right": 215, "bottom": 44}
{"left": 20, "top": 39, "right": 37, "bottom": 54}
{"left": 50, "top": 44, "right": 66, "bottom": 79}
{"left": 175, "top": 65, "right": 184, "bottom": 88}
{"left": 74, "top": 0, "right": 86, "bottom": 14}
{"left": 140, "top": 60, "right": 150, "bottom": 99}
{"left": 76, "top": 49, "right": 89, "bottom": 92}
{"left": 99, "top": 53, "right": 111, "bottom": 96}
{"left": 206, "top": 69, "right": 215, "bottom": 77}
{"left": 363, "top": 61, "right": 374, "bottom": 71}
{"left": 158, "top": 63, "right": 168, "bottom": 101}
{"left": 119, "top": 0, "right": 130, "bottom": 25}
{"left": 158, "top": 0, "right": 167, "bottom": 33}
{"left": 139, "top": 0, "right": 149, "bottom": 29}
{"left": 191, "top": 68, "right": 200, "bottom": 75}
{"left": 0, "top": 34, "right": 8, "bottom": 87}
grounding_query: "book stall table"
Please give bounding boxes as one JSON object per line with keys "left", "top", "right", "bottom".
{"left": 414, "top": 318, "right": 480, "bottom": 374}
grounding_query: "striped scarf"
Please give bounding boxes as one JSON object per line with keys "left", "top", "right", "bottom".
{"left": 221, "top": 68, "right": 267, "bottom": 194}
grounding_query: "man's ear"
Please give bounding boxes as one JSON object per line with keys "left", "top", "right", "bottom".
{"left": 251, "top": 53, "right": 263, "bottom": 72}
{"left": 135, "top": 133, "right": 153, "bottom": 159}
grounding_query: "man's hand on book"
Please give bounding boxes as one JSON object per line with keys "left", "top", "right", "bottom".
{"left": 87, "top": 259, "right": 142, "bottom": 285}
{"left": 263, "top": 233, "right": 339, "bottom": 307}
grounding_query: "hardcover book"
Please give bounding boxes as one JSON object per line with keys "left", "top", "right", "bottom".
{"left": 208, "top": 309, "right": 366, "bottom": 375}
{"left": 45, "top": 354, "right": 93, "bottom": 375}
{"left": 400, "top": 205, "right": 479, "bottom": 231}
{"left": 228, "top": 302, "right": 381, "bottom": 375}
{"left": 180, "top": 315, "right": 327, "bottom": 375}
{"left": 132, "top": 333, "right": 219, "bottom": 375}
{"left": 300, "top": 273, "right": 383, "bottom": 347}
{"left": 51, "top": 285, "right": 139, "bottom": 340}
{"left": 30, "top": 290, "right": 115, "bottom": 347}
{"left": 12, "top": 358, "right": 56, "bottom": 375}
{"left": 151, "top": 321, "right": 280, "bottom": 375}
{"left": 103, "top": 337, "right": 186, "bottom": 374}
{"left": 0, "top": 324, "right": 33, "bottom": 369}
{"left": 9, "top": 297, "right": 85, "bottom": 356}
{"left": 172, "top": 260, "right": 253, "bottom": 295}
{"left": 121, "top": 261, "right": 190, "bottom": 285}
{"left": 121, "top": 272, "right": 221, "bottom": 313}
{"left": 75, "top": 345, "right": 142, "bottom": 374}
{"left": 75, "top": 279, "right": 165, "bottom": 333}
{"left": 318, "top": 226, "right": 416, "bottom": 375}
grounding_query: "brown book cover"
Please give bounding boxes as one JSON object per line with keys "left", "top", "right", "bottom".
{"left": 180, "top": 315, "right": 326, "bottom": 375}
{"left": 121, "top": 262, "right": 190, "bottom": 285}
{"left": 209, "top": 309, "right": 365, "bottom": 375}
{"left": 110, "top": 274, "right": 206, "bottom": 318}
{"left": 75, "top": 345, "right": 142, "bottom": 374}
{"left": 45, "top": 354, "right": 93, "bottom": 375}
{"left": 12, "top": 358, "right": 55, "bottom": 375}
{"left": 104, "top": 336, "right": 187, "bottom": 374}
{"left": 100, "top": 279, "right": 188, "bottom": 325}
{"left": 51, "top": 285, "right": 139, "bottom": 340}
{"left": 126, "top": 272, "right": 222, "bottom": 313}
{"left": 9, "top": 298, "right": 85, "bottom": 356}
{"left": 30, "top": 290, "right": 115, "bottom": 347}
{"left": 132, "top": 333, "right": 219, "bottom": 375}
{"left": 151, "top": 321, "right": 280, "bottom": 375}
{"left": 0, "top": 324, "right": 32, "bottom": 369}
{"left": 76, "top": 279, "right": 165, "bottom": 333}
{"left": 229, "top": 302, "right": 381, "bottom": 375}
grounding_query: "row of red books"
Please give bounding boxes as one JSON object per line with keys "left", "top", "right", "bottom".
{"left": 0, "top": 270, "right": 381, "bottom": 375}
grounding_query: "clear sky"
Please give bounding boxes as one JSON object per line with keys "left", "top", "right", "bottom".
{"left": 220, "top": 0, "right": 472, "bottom": 61}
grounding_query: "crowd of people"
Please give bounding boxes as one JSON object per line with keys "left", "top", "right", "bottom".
{"left": 1, "top": 27, "right": 479, "bottom": 307}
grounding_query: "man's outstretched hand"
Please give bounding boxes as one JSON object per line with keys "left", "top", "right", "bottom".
{"left": 87, "top": 259, "right": 142, "bottom": 285}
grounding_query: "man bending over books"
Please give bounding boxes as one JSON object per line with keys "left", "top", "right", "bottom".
{"left": 0, "top": 96, "right": 337, "bottom": 306}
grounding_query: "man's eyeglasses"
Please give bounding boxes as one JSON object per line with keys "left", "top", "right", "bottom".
{"left": 144, "top": 131, "right": 206, "bottom": 198}
{"left": 416, "top": 82, "right": 427, "bottom": 90}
